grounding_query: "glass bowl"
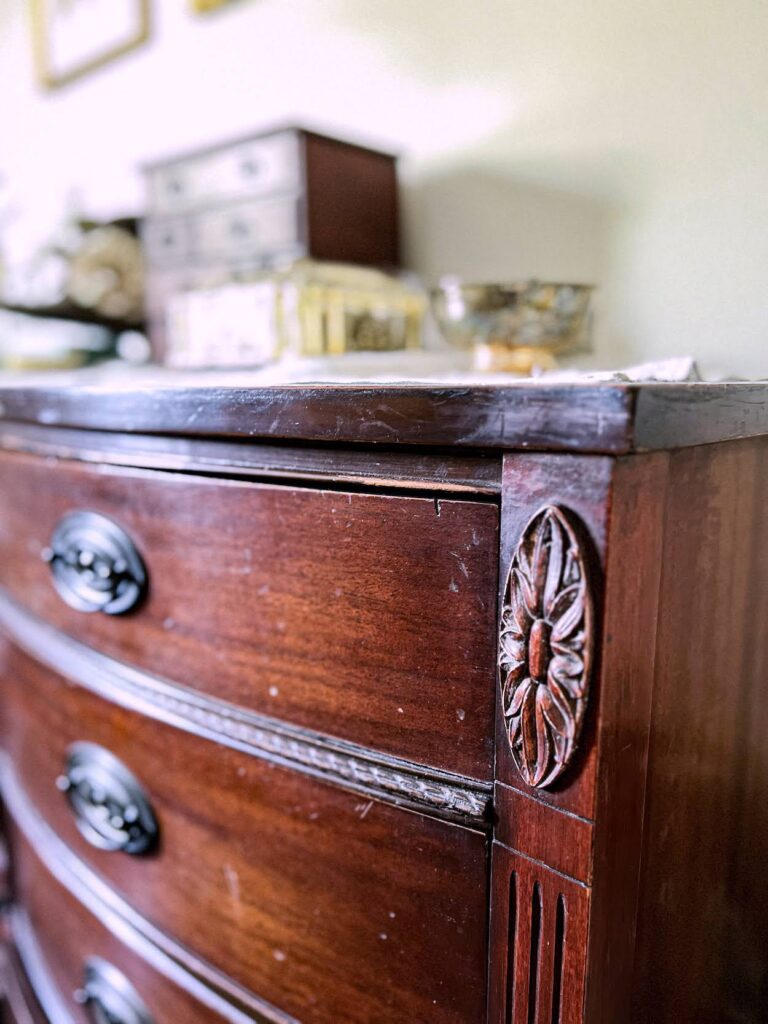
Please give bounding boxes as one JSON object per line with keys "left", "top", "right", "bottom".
{"left": 431, "top": 279, "right": 594, "bottom": 373}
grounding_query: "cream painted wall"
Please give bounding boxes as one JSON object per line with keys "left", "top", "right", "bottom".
{"left": 1, "top": 0, "right": 767, "bottom": 376}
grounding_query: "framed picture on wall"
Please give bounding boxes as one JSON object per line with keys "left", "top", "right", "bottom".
{"left": 190, "top": 0, "right": 239, "bottom": 12}
{"left": 30, "top": 0, "right": 150, "bottom": 90}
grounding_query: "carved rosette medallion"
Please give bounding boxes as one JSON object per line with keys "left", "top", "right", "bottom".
{"left": 498, "top": 505, "right": 594, "bottom": 788}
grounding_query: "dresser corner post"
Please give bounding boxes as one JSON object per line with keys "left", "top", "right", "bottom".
{"left": 488, "top": 451, "right": 667, "bottom": 1024}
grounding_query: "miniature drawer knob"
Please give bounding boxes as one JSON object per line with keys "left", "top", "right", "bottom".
{"left": 58, "top": 742, "right": 158, "bottom": 856}
{"left": 75, "top": 957, "right": 155, "bottom": 1024}
{"left": 43, "top": 511, "right": 147, "bottom": 615}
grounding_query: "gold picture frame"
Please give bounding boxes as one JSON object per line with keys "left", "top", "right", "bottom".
{"left": 190, "top": 0, "right": 239, "bottom": 13}
{"left": 30, "top": 0, "right": 150, "bottom": 90}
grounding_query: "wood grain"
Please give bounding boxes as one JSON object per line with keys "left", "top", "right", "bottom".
{"left": 2, "top": 763, "right": 290, "bottom": 1024}
{"left": 304, "top": 130, "right": 400, "bottom": 267}
{"left": 496, "top": 453, "right": 612, "bottom": 820}
{"left": 0, "top": 383, "right": 636, "bottom": 451}
{"left": 10, "top": 831, "right": 233, "bottom": 1024}
{"left": 0, "top": 647, "right": 489, "bottom": 1024}
{"left": 0, "top": 381, "right": 767, "bottom": 452}
{"left": 2, "top": 395, "right": 768, "bottom": 1023}
{"left": 1, "top": 943, "right": 49, "bottom": 1024}
{"left": 633, "top": 381, "right": 768, "bottom": 450}
{"left": 0, "top": 451, "right": 498, "bottom": 780}
{"left": 493, "top": 440, "right": 768, "bottom": 1023}
{"left": 488, "top": 843, "right": 590, "bottom": 1024}
{"left": 583, "top": 452, "right": 669, "bottom": 1023}
{"left": 0, "top": 422, "right": 503, "bottom": 494}
{"left": 0, "top": 824, "right": 9, "bottom": 907}
{"left": 494, "top": 784, "right": 593, "bottom": 886}
{"left": 489, "top": 453, "right": 610, "bottom": 1024}
{"left": 0, "top": 592, "right": 492, "bottom": 827}
{"left": 628, "top": 437, "right": 768, "bottom": 1023}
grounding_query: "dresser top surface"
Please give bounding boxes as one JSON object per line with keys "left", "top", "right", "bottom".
{"left": 0, "top": 375, "right": 767, "bottom": 453}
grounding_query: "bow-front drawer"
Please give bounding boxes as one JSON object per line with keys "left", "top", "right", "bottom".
{"left": 0, "top": 450, "right": 498, "bottom": 781}
{"left": 0, "top": 646, "right": 489, "bottom": 1024}
{"left": 5, "top": 828, "right": 244, "bottom": 1024}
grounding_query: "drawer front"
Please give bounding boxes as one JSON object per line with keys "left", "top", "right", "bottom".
{"left": 148, "top": 133, "right": 302, "bottom": 214}
{"left": 191, "top": 197, "right": 301, "bottom": 261}
{"left": 142, "top": 217, "right": 192, "bottom": 268}
{"left": 0, "top": 831, "right": 8, "bottom": 904}
{"left": 144, "top": 200, "right": 302, "bottom": 269}
{"left": 0, "top": 452, "right": 497, "bottom": 780}
{"left": 1, "top": 945, "right": 49, "bottom": 1024}
{"left": 8, "top": 831, "right": 232, "bottom": 1024}
{"left": 0, "top": 649, "right": 489, "bottom": 1024}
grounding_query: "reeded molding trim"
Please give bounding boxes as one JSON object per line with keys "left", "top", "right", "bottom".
{"left": 1, "top": 758, "right": 295, "bottom": 1024}
{"left": 0, "top": 592, "right": 492, "bottom": 828}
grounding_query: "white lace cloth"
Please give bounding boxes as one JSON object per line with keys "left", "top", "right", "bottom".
{"left": 0, "top": 353, "right": 704, "bottom": 388}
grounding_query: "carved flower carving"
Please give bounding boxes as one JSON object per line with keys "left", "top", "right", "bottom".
{"left": 498, "top": 505, "right": 594, "bottom": 788}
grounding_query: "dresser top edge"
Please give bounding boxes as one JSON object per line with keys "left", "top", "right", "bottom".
{"left": 0, "top": 380, "right": 766, "bottom": 453}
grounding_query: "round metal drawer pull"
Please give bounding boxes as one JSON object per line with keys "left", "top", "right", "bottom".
{"left": 42, "top": 511, "right": 148, "bottom": 615}
{"left": 57, "top": 743, "right": 159, "bottom": 855}
{"left": 75, "top": 958, "right": 155, "bottom": 1024}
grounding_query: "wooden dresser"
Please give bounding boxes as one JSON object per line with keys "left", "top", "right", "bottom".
{"left": 0, "top": 379, "right": 767, "bottom": 1024}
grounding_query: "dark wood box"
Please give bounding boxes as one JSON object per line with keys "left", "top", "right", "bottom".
{"left": 142, "top": 128, "right": 400, "bottom": 360}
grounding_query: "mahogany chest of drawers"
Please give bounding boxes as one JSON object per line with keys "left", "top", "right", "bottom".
{"left": 0, "top": 379, "right": 767, "bottom": 1023}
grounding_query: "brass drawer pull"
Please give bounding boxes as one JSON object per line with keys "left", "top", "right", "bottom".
{"left": 42, "top": 511, "right": 148, "bottom": 615}
{"left": 75, "top": 957, "right": 154, "bottom": 1024}
{"left": 57, "top": 743, "right": 159, "bottom": 856}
